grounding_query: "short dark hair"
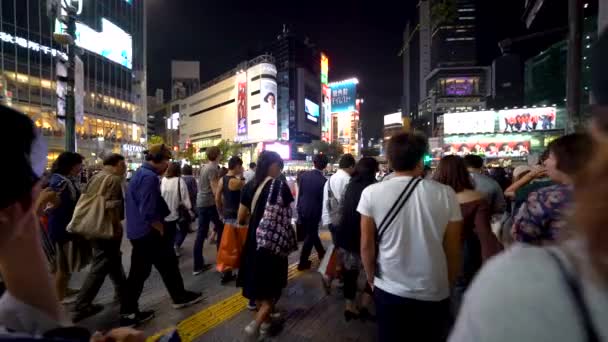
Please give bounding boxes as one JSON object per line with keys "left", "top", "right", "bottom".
{"left": 354, "top": 157, "right": 379, "bottom": 182}
{"left": 51, "top": 152, "right": 84, "bottom": 176}
{"left": 182, "top": 164, "right": 193, "bottom": 175}
{"left": 264, "top": 92, "right": 275, "bottom": 102}
{"left": 313, "top": 153, "right": 329, "bottom": 170}
{"left": 386, "top": 132, "right": 428, "bottom": 172}
{"left": 249, "top": 162, "right": 256, "bottom": 169}
{"left": 166, "top": 162, "right": 181, "bottom": 178}
{"left": 103, "top": 153, "right": 125, "bottom": 167}
{"left": 228, "top": 156, "right": 243, "bottom": 170}
{"left": 433, "top": 155, "right": 475, "bottom": 193}
{"left": 206, "top": 146, "right": 221, "bottom": 162}
{"left": 464, "top": 154, "right": 484, "bottom": 169}
{"left": 548, "top": 133, "right": 593, "bottom": 176}
{"left": 338, "top": 154, "right": 356, "bottom": 169}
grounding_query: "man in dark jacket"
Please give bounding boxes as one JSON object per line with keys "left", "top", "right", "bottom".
{"left": 121, "top": 144, "right": 202, "bottom": 327}
{"left": 297, "top": 154, "right": 328, "bottom": 270}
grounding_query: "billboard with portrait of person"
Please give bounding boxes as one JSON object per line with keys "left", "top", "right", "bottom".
{"left": 498, "top": 107, "right": 557, "bottom": 133}
{"left": 247, "top": 63, "right": 278, "bottom": 142}
{"left": 443, "top": 134, "right": 532, "bottom": 158}
{"left": 236, "top": 72, "right": 247, "bottom": 137}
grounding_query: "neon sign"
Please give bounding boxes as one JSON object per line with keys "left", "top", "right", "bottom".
{"left": 321, "top": 53, "right": 329, "bottom": 85}
{"left": 0, "top": 32, "right": 68, "bottom": 60}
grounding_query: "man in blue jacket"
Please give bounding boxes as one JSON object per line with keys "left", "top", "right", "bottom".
{"left": 297, "top": 154, "right": 328, "bottom": 270}
{"left": 121, "top": 144, "right": 202, "bottom": 327}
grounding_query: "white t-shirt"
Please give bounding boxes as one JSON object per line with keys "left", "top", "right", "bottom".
{"left": 321, "top": 169, "right": 351, "bottom": 226}
{"left": 449, "top": 242, "right": 608, "bottom": 342}
{"left": 357, "top": 176, "right": 462, "bottom": 301}
{"left": 160, "top": 177, "right": 192, "bottom": 222}
{"left": 243, "top": 169, "right": 255, "bottom": 184}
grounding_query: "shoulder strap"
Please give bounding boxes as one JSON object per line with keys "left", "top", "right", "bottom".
{"left": 251, "top": 177, "right": 272, "bottom": 214}
{"left": 546, "top": 249, "right": 600, "bottom": 342}
{"left": 377, "top": 177, "right": 422, "bottom": 242}
{"left": 96, "top": 175, "right": 112, "bottom": 196}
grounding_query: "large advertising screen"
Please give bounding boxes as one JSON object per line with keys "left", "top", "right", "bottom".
{"left": 236, "top": 72, "right": 247, "bottom": 137}
{"left": 264, "top": 142, "right": 291, "bottom": 160}
{"left": 305, "top": 98, "right": 320, "bottom": 123}
{"left": 246, "top": 63, "right": 278, "bottom": 142}
{"left": 330, "top": 82, "right": 356, "bottom": 113}
{"left": 441, "top": 77, "right": 479, "bottom": 96}
{"left": 56, "top": 18, "right": 133, "bottom": 69}
{"left": 443, "top": 111, "right": 496, "bottom": 135}
{"left": 442, "top": 134, "right": 531, "bottom": 158}
{"left": 384, "top": 112, "right": 402, "bottom": 127}
{"left": 498, "top": 108, "right": 557, "bottom": 133}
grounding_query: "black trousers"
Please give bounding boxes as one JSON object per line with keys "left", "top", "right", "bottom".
{"left": 374, "top": 287, "right": 450, "bottom": 342}
{"left": 75, "top": 239, "right": 126, "bottom": 310}
{"left": 299, "top": 216, "right": 325, "bottom": 265}
{"left": 121, "top": 227, "right": 186, "bottom": 314}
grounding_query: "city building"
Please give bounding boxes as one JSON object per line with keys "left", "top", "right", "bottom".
{"left": 329, "top": 78, "right": 360, "bottom": 156}
{"left": 401, "top": 0, "right": 493, "bottom": 137}
{"left": 171, "top": 60, "right": 200, "bottom": 101}
{"left": 178, "top": 55, "right": 279, "bottom": 165}
{"left": 261, "top": 29, "right": 322, "bottom": 159}
{"left": 0, "top": 0, "right": 147, "bottom": 168}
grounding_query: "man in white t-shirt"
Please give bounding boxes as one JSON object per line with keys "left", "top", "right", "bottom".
{"left": 358, "top": 132, "right": 463, "bottom": 342}
{"left": 321, "top": 154, "right": 356, "bottom": 235}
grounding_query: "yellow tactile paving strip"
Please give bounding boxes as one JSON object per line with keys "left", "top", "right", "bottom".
{"left": 147, "top": 252, "right": 321, "bottom": 342}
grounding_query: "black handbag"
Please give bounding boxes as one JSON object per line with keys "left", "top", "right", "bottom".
{"left": 177, "top": 176, "right": 193, "bottom": 224}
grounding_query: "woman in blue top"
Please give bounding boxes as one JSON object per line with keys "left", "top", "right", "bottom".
{"left": 47, "top": 152, "right": 84, "bottom": 302}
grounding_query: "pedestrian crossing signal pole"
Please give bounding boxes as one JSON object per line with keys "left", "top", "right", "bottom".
{"left": 52, "top": 0, "right": 78, "bottom": 152}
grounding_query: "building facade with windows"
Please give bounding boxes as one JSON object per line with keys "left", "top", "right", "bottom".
{"left": 0, "top": 0, "right": 146, "bottom": 168}
{"left": 179, "top": 55, "right": 279, "bottom": 165}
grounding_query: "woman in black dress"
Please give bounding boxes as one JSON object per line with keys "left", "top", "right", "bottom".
{"left": 237, "top": 151, "right": 294, "bottom": 337}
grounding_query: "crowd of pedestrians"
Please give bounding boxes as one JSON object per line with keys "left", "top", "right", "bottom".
{"left": 1, "top": 30, "right": 608, "bottom": 342}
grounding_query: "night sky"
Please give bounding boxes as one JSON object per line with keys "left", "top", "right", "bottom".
{"left": 147, "top": 0, "right": 536, "bottom": 139}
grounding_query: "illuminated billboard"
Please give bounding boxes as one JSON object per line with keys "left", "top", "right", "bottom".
{"left": 55, "top": 18, "right": 133, "bottom": 69}
{"left": 337, "top": 111, "right": 352, "bottom": 145}
{"left": 322, "top": 84, "right": 331, "bottom": 136}
{"left": 384, "top": 113, "right": 403, "bottom": 126}
{"left": 498, "top": 107, "right": 557, "bottom": 133}
{"left": 264, "top": 142, "right": 291, "bottom": 160}
{"left": 246, "top": 63, "right": 278, "bottom": 142}
{"left": 236, "top": 72, "right": 247, "bottom": 136}
{"left": 330, "top": 79, "right": 357, "bottom": 113}
{"left": 441, "top": 77, "right": 480, "bottom": 96}
{"left": 443, "top": 111, "right": 496, "bottom": 135}
{"left": 321, "top": 53, "right": 329, "bottom": 85}
{"left": 443, "top": 134, "right": 532, "bottom": 158}
{"left": 305, "top": 98, "right": 320, "bottom": 123}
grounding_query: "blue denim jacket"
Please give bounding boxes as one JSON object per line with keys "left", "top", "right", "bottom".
{"left": 125, "top": 163, "right": 170, "bottom": 240}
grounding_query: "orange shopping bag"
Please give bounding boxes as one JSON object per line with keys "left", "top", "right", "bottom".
{"left": 216, "top": 223, "right": 248, "bottom": 272}
{"left": 317, "top": 244, "right": 338, "bottom": 279}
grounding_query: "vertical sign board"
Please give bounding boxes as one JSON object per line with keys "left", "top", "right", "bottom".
{"left": 74, "top": 56, "right": 84, "bottom": 125}
{"left": 236, "top": 72, "right": 248, "bottom": 137}
{"left": 322, "top": 84, "right": 331, "bottom": 141}
{"left": 247, "top": 63, "right": 278, "bottom": 142}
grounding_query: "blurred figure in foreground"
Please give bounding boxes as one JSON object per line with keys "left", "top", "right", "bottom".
{"left": 449, "top": 29, "right": 608, "bottom": 342}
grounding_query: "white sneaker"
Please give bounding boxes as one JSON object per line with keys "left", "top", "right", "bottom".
{"left": 259, "top": 322, "right": 272, "bottom": 337}
{"left": 244, "top": 320, "right": 259, "bottom": 336}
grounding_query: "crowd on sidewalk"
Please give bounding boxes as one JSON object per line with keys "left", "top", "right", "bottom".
{"left": 1, "top": 31, "right": 608, "bottom": 342}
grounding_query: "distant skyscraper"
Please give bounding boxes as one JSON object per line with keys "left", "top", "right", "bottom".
{"left": 171, "top": 60, "right": 200, "bottom": 100}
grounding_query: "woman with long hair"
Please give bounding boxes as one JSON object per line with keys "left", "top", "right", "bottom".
{"left": 449, "top": 29, "right": 608, "bottom": 342}
{"left": 237, "top": 151, "right": 294, "bottom": 337}
{"left": 335, "top": 157, "right": 378, "bottom": 321}
{"left": 433, "top": 155, "right": 502, "bottom": 311}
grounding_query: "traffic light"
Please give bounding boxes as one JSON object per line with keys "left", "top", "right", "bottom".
{"left": 423, "top": 154, "right": 432, "bottom": 166}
